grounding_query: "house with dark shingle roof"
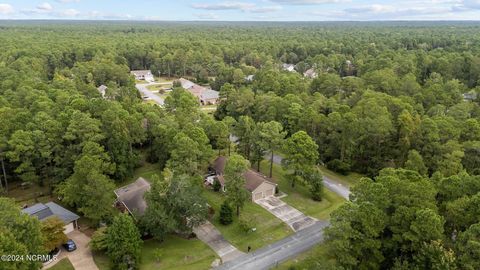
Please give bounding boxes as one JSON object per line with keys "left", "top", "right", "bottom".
{"left": 207, "top": 156, "right": 277, "bottom": 201}
{"left": 22, "top": 202, "right": 79, "bottom": 234}
{"left": 114, "top": 177, "right": 151, "bottom": 217}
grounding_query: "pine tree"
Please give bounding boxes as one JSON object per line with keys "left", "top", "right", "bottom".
{"left": 219, "top": 201, "right": 233, "bottom": 225}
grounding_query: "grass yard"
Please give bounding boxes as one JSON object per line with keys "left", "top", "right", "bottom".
{"left": 202, "top": 189, "right": 292, "bottom": 252}
{"left": 259, "top": 161, "right": 346, "bottom": 220}
{"left": 277, "top": 244, "right": 336, "bottom": 270}
{"left": 49, "top": 258, "right": 75, "bottom": 270}
{"left": 318, "top": 165, "right": 365, "bottom": 188}
{"left": 116, "top": 160, "right": 162, "bottom": 188}
{"left": 93, "top": 235, "right": 217, "bottom": 270}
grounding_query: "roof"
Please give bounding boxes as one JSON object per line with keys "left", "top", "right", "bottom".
{"left": 201, "top": 89, "right": 219, "bottom": 100}
{"left": 130, "top": 70, "right": 152, "bottom": 76}
{"left": 244, "top": 170, "right": 276, "bottom": 192}
{"left": 97, "top": 85, "right": 108, "bottom": 92}
{"left": 22, "top": 202, "right": 79, "bottom": 224}
{"left": 212, "top": 156, "right": 276, "bottom": 192}
{"left": 114, "top": 177, "right": 151, "bottom": 216}
{"left": 178, "top": 78, "right": 196, "bottom": 89}
{"left": 304, "top": 68, "right": 316, "bottom": 77}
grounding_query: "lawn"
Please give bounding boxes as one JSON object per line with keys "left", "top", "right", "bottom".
{"left": 318, "top": 165, "right": 365, "bottom": 188}
{"left": 49, "top": 258, "right": 75, "bottom": 270}
{"left": 259, "top": 161, "right": 346, "bottom": 220}
{"left": 116, "top": 160, "right": 162, "bottom": 188}
{"left": 202, "top": 189, "right": 292, "bottom": 252}
{"left": 277, "top": 244, "right": 336, "bottom": 270}
{"left": 93, "top": 235, "right": 217, "bottom": 270}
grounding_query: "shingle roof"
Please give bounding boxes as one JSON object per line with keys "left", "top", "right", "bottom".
{"left": 178, "top": 78, "right": 196, "bottom": 89}
{"left": 22, "top": 202, "right": 79, "bottom": 224}
{"left": 130, "top": 70, "right": 152, "bottom": 76}
{"left": 114, "top": 177, "right": 151, "bottom": 216}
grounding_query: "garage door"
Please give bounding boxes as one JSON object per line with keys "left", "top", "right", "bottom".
{"left": 254, "top": 192, "right": 263, "bottom": 201}
{"left": 265, "top": 189, "right": 274, "bottom": 197}
{"left": 63, "top": 223, "right": 74, "bottom": 234}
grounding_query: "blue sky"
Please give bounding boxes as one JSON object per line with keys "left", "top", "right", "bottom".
{"left": 0, "top": 0, "right": 480, "bottom": 21}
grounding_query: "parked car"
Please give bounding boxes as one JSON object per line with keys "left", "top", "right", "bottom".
{"left": 63, "top": 239, "right": 77, "bottom": 252}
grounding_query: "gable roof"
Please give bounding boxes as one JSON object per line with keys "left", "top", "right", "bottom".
{"left": 212, "top": 156, "right": 276, "bottom": 192}
{"left": 22, "top": 202, "right": 79, "bottom": 224}
{"left": 201, "top": 89, "right": 220, "bottom": 100}
{"left": 114, "top": 177, "right": 151, "bottom": 216}
{"left": 130, "top": 70, "right": 152, "bottom": 76}
{"left": 178, "top": 78, "right": 196, "bottom": 89}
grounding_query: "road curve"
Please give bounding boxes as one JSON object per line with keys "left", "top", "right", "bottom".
{"left": 215, "top": 221, "right": 330, "bottom": 270}
{"left": 135, "top": 83, "right": 165, "bottom": 106}
{"left": 266, "top": 153, "right": 351, "bottom": 200}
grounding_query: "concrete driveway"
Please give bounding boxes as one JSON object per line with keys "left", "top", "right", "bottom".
{"left": 136, "top": 83, "right": 165, "bottom": 106}
{"left": 193, "top": 221, "right": 244, "bottom": 262}
{"left": 43, "top": 230, "right": 98, "bottom": 270}
{"left": 255, "top": 196, "right": 316, "bottom": 232}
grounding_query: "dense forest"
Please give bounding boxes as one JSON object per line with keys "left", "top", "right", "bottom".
{"left": 1, "top": 21, "right": 480, "bottom": 270}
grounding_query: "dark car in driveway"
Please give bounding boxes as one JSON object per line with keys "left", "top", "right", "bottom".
{"left": 63, "top": 239, "right": 77, "bottom": 252}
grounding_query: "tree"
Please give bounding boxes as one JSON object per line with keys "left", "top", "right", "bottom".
{"left": 282, "top": 131, "right": 319, "bottom": 188}
{"left": 305, "top": 168, "right": 323, "bottom": 201}
{"left": 58, "top": 142, "right": 116, "bottom": 224}
{"left": 106, "top": 214, "right": 142, "bottom": 270}
{"left": 41, "top": 217, "right": 68, "bottom": 252}
{"left": 219, "top": 201, "right": 233, "bottom": 225}
{"left": 225, "top": 154, "right": 250, "bottom": 216}
{"left": 258, "top": 121, "right": 286, "bottom": 178}
{"left": 0, "top": 198, "right": 45, "bottom": 270}
{"left": 456, "top": 223, "right": 480, "bottom": 270}
{"left": 405, "top": 150, "right": 428, "bottom": 176}
{"left": 90, "top": 227, "right": 108, "bottom": 252}
{"left": 234, "top": 116, "right": 256, "bottom": 160}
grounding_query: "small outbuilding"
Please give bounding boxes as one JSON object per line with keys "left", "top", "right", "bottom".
{"left": 22, "top": 202, "right": 80, "bottom": 234}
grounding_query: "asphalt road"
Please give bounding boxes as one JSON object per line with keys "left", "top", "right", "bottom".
{"left": 215, "top": 221, "right": 330, "bottom": 270}
{"left": 135, "top": 82, "right": 165, "bottom": 106}
{"left": 266, "top": 153, "right": 351, "bottom": 200}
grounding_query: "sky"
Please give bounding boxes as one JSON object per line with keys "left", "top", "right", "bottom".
{"left": 0, "top": 0, "right": 480, "bottom": 21}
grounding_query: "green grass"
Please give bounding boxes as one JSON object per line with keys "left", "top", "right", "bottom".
{"left": 93, "top": 235, "right": 217, "bottom": 270}
{"left": 318, "top": 165, "right": 365, "bottom": 188}
{"left": 259, "top": 161, "right": 346, "bottom": 220}
{"left": 116, "top": 161, "right": 162, "bottom": 188}
{"left": 202, "top": 189, "right": 292, "bottom": 252}
{"left": 277, "top": 244, "right": 336, "bottom": 270}
{"left": 49, "top": 258, "right": 75, "bottom": 270}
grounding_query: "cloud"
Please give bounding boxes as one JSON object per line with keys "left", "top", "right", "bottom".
{"left": 60, "top": 8, "right": 80, "bottom": 16}
{"left": 195, "top": 13, "right": 220, "bottom": 19}
{"left": 55, "top": 0, "right": 80, "bottom": 3}
{"left": 268, "top": 0, "right": 346, "bottom": 4}
{"left": 37, "top": 2, "right": 53, "bottom": 11}
{"left": 192, "top": 1, "right": 282, "bottom": 13}
{"left": 0, "top": 3, "right": 14, "bottom": 14}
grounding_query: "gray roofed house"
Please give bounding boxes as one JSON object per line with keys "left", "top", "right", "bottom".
{"left": 97, "top": 85, "right": 108, "bottom": 98}
{"left": 131, "top": 70, "right": 154, "bottom": 82}
{"left": 114, "top": 177, "right": 151, "bottom": 216}
{"left": 463, "top": 92, "right": 478, "bottom": 101}
{"left": 303, "top": 68, "right": 317, "bottom": 79}
{"left": 22, "top": 202, "right": 80, "bottom": 234}
{"left": 177, "top": 78, "right": 219, "bottom": 105}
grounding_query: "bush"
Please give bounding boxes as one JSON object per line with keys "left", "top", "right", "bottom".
{"left": 238, "top": 215, "right": 256, "bottom": 234}
{"left": 326, "top": 159, "right": 351, "bottom": 175}
{"left": 219, "top": 201, "right": 233, "bottom": 225}
{"left": 90, "top": 227, "right": 108, "bottom": 252}
{"left": 213, "top": 178, "right": 222, "bottom": 192}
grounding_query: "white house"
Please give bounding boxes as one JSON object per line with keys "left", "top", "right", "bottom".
{"left": 303, "top": 68, "right": 317, "bottom": 79}
{"left": 131, "top": 70, "right": 154, "bottom": 82}
{"left": 97, "top": 85, "right": 108, "bottom": 98}
{"left": 282, "top": 63, "right": 296, "bottom": 72}
{"left": 22, "top": 202, "right": 80, "bottom": 234}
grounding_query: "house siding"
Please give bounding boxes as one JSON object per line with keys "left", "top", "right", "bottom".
{"left": 251, "top": 182, "right": 276, "bottom": 201}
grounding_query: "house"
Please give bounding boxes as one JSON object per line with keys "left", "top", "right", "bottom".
{"left": 303, "top": 68, "right": 317, "bottom": 79}
{"left": 282, "top": 63, "right": 296, "bottom": 72}
{"left": 114, "top": 177, "right": 151, "bottom": 216}
{"left": 22, "top": 202, "right": 79, "bottom": 234}
{"left": 97, "top": 85, "right": 107, "bottom": 98}
{"left": 463, "top": 92, "right": 478, "bottom": 102}
{"left": 245, "top": 75, "right": 254, "bottom": 82}
{"left": 131, "top": 70, "right": 154, "bottom": 82}
{"left": 207, "top": 156, "right": 277, "bottom": 201}
{"left": 177, "top": 78, "right": 219, "bottom": 105}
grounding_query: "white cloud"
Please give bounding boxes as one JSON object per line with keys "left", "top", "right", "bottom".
{"left": 268, "top": 0, "right": 346, "bottom": 4}
{"left": 61, "top": 8, "right": 80, "bottom": 16}
{"left": 56, "top": 0, "right": 80, "bottom": 3}
{"left": 37, "top": 2, "right": 53, "bottom": 11}
{"left": 192, "top": 2, "right": 256, "bottom": 11}
{"left": 0, "top": 3, "right": 14, "bottom": 14}
{"left": 195, "top": 13, "right": 220, "bottom": 19}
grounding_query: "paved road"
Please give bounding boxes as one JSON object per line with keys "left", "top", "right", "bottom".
{"left": 215, "top": 221, "right": 329, "bottom": 270}
{"left": 135, "top": 83, "right": 165, "bottom": 106}
{"left": 266, "top": 153, "right": 351, "bottom": 200}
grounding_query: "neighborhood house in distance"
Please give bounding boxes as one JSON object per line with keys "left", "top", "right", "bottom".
{"left": 22, "top": 202, "right": 80, "bottom": 234}
{"left": 178, "top": 78, "right": 220, "bottom": 105}
{"left": 131, "top": 70, "right": 155, "bottom": 82}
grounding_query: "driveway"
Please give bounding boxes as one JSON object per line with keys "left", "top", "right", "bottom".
{"left": 135, "top": 83, "right": 165, "bottom": 106}
{"left": 267, "top": 153, "right": 351, "bottom": 200}
{"left": 255, "top": 196, "right": 316, "bottom": 232}
{"left": 43, "top": 230, "right": 98, "bottom": 270}
{"left": 193, "top": 221, "right": 244, "bottom": 262}
{"left": 215, "top": 221, "right": 330, "bottom": 270}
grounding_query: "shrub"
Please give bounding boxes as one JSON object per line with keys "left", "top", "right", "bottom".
{"left": 213, "top": 178, "right": 222, "bottom": 192}
{"left": 326, "top": 159, "right": 351, "bottom": 175}
{"left": 219, "top": 201, "right": 233, "bottom": 225}
{"left": 238, "top": 215, "right": 256, "bottom": 234}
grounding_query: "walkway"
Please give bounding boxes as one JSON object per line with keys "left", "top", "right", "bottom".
{"left": 193, "top": 221, "right": 244, "bottom": 262}
{"left": 215, "top": 221, "right": 330, "bottom": 270}
{"left": 255, "top": 196, "right": 316, "bottom": 232}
